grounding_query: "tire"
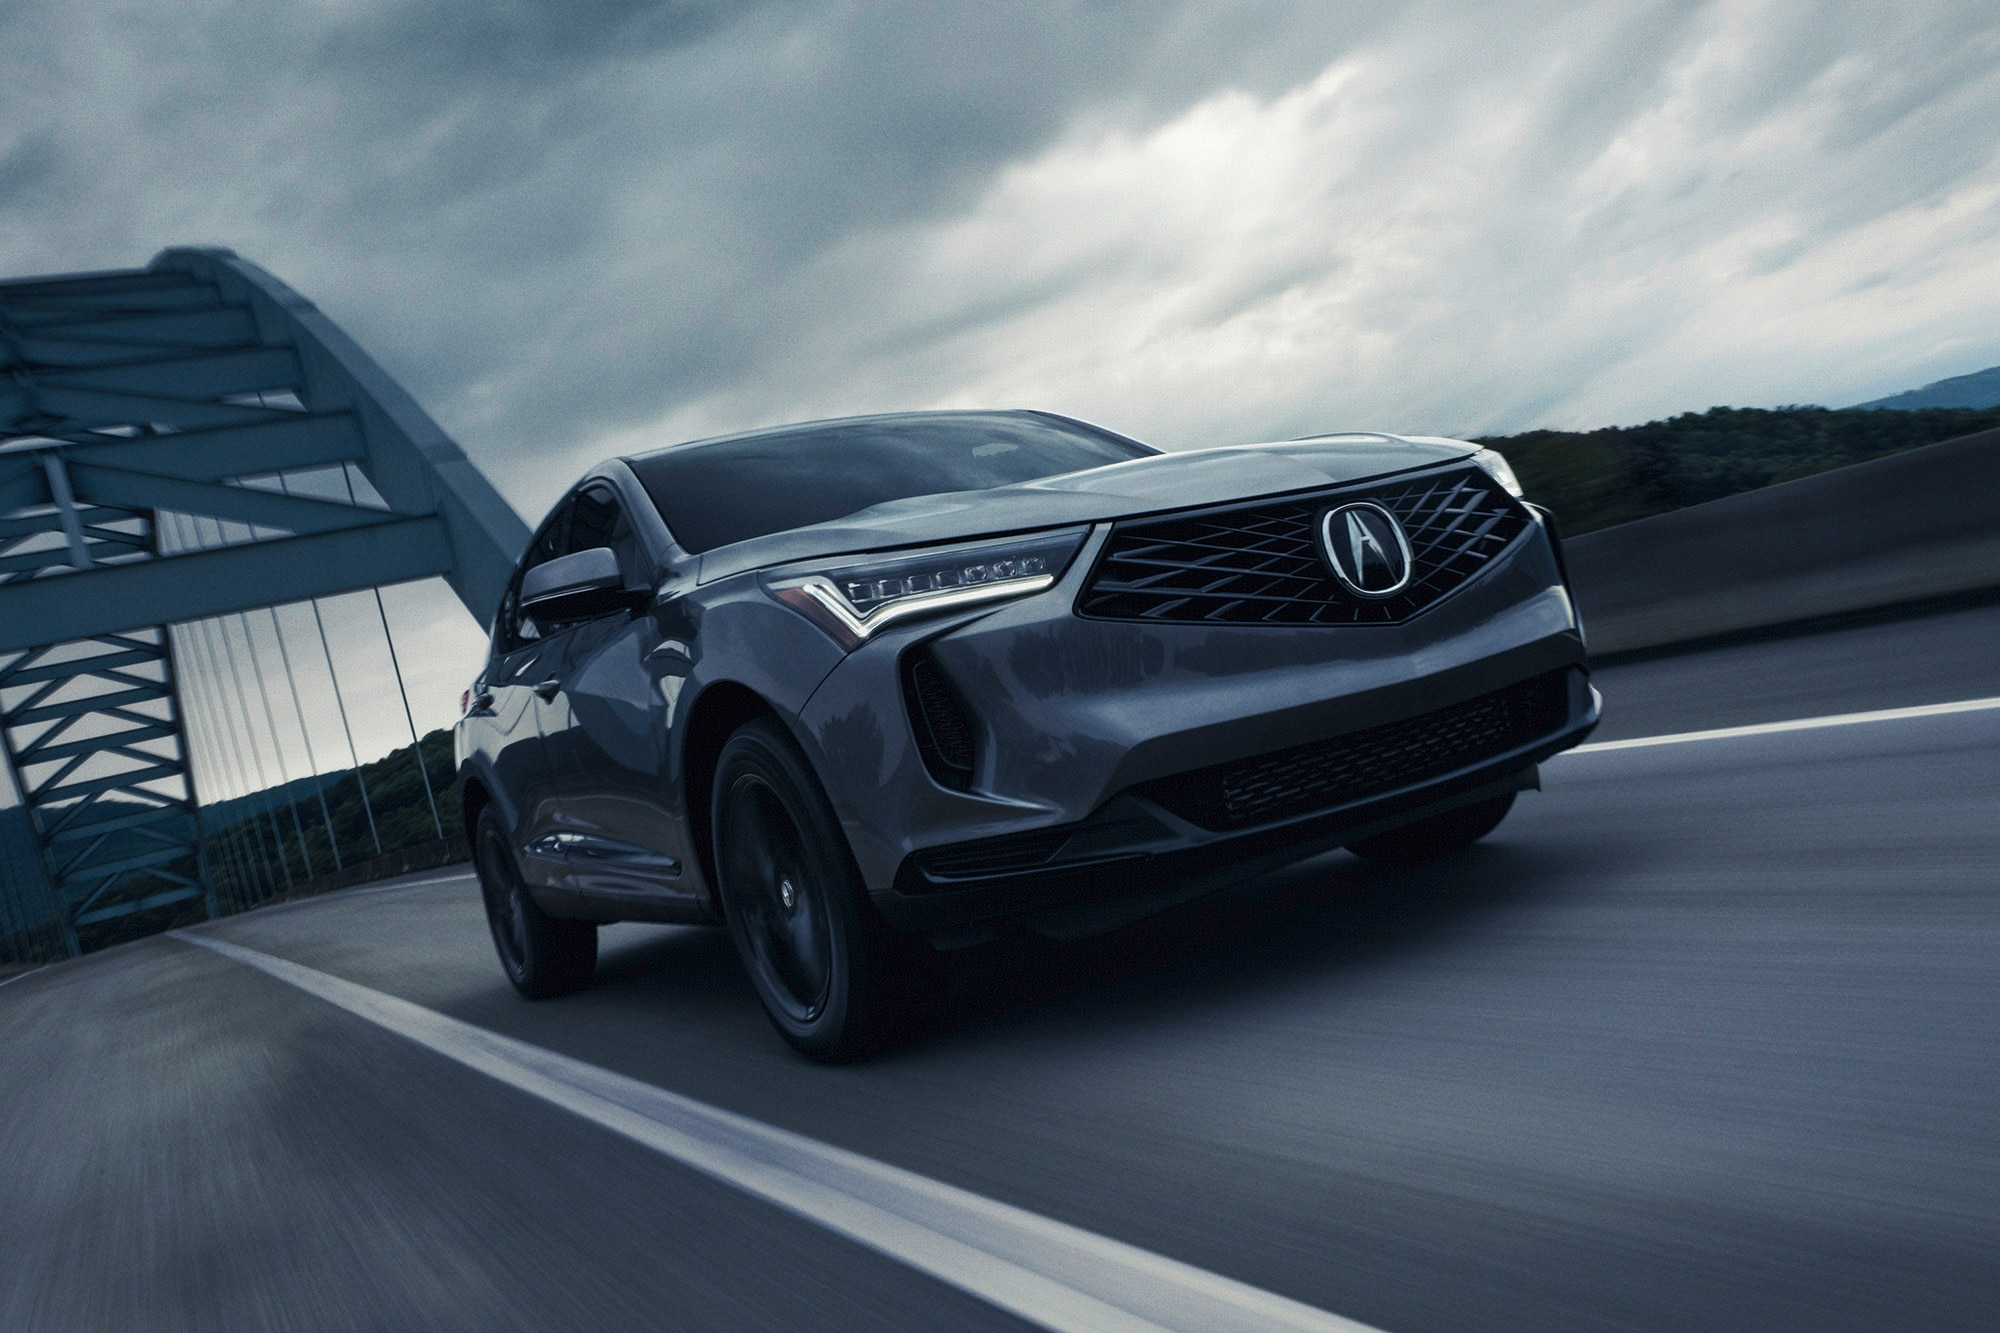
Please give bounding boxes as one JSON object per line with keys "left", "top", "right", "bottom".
{"left": 474, "top": 806, "right": 597, "bottom": 998}
{"left": 1345, "top": 793, "right": 1516, "bottom": 864}
{"left": 712, "top": 717, "right": 931, "bottom": 1061}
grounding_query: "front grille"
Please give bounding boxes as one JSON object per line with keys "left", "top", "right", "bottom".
{"left": 1132, "top": 670, "right": 1572, "bottom": 831}
{"left": 1077, "top": 466, "right": 1532, "bottom": 625}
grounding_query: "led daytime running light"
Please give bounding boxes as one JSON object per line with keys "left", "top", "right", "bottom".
{"left": 841, "top": 553, "right": 1050, "bottom": 611}
{"left": 768, "top": 529, "right": 1087, "bottom": 647}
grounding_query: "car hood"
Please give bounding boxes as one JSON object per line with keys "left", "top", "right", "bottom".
{"left": 695, "top": 433, "right": 1480, "bottom": 583}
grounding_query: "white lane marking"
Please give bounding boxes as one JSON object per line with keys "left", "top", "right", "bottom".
{"left": 0, "top": 968, "right": 37, "bottom": 990}
{"left": 1570, "top": 695, "right": 2000, "bottom": 755}
{"left": 169, "top": 930, "right": 1380, "bottom": 1333}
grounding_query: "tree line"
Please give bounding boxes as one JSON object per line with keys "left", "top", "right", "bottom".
{"left": 200, "top": 726, "right": 463, "bottom": 891}
{"left": 1480, "top": 405, "right": 2000, "bottom": 535}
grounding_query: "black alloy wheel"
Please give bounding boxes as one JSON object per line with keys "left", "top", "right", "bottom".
{"left": 1344, "top": 793, "right": 1517, "bottom": 864}
{"left": 712, "top": 717, "right": 930, "bottom": 1061}
{"left": 474, "top": 807, "right": 598, "bottom": 998}
{"left": 723, "top": 774, "right": 833, "bottom": 1024}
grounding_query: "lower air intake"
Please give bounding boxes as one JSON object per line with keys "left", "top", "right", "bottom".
{"left": 915, "top": 829, "right": 1075, "bottom": 881}
{"left": 1132, "top": 670, "right": 1572, "bottom": 831}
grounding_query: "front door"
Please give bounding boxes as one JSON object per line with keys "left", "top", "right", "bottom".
{"left": 537, "top": 485, "right": 698, "bottom": 913}
{"left": 484, "top": 495, "right": 577, "bottom": 895}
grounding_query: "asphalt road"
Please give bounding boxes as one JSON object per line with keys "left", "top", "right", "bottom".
{"left": 3, "top": 602, "right": 1997, "bottom": 1331}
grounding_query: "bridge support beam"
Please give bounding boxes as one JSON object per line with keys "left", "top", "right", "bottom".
{"left": 0, "top": 251, "right": 530, "bottom": 959}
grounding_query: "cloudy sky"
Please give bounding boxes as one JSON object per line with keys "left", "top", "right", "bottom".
{"left": 6, "top": 0, "right": 2000, "bottom": 753}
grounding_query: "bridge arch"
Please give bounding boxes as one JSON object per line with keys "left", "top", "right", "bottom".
{"left": 0, "top": 248, "right": 529, "bottom": 959}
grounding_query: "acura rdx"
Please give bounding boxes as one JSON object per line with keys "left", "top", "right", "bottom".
{"left": 454, "top": 411, "right": 1598, "bottom": 1058}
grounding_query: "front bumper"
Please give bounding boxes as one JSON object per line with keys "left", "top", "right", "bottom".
{"left": 874, "top": 666, "right": 1597, "bottom": 936}
{"left": 792, "top": 512, "right": 1592, "bottom": 934}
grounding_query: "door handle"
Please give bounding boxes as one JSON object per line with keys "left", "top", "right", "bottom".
{"left": 534, "top": 677, "right": 562, "bottom": 701}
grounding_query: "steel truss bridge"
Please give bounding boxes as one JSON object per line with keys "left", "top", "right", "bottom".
{"left": 0, "top": 249, "right": 527, "bottom": 961}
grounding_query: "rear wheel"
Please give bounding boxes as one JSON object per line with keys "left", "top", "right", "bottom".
{"left": 1345, "top": 794, "right": 1516, "bottom": 864}
{"left": 474, "top": 807, "right": 597, "bottom": 998}
{"left": 712, "top": 717, "right": 931, "bottom": 1061}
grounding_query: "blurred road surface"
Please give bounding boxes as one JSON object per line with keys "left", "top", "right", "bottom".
{"left": 3, "top": 601, "right": 1996, "bottom": 1331}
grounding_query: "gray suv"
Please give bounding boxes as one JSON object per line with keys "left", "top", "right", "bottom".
{"left": 455, "top": 411, "right": 1598, "bottom": 1059}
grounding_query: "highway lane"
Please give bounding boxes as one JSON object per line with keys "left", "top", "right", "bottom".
{"left": 1585, "top": 596, "right": 2000, "bottom": 741}
{"left": 3, "top": 611, "right": 1996, "bottom": 1331}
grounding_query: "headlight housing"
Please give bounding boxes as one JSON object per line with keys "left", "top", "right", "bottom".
{"left": 1470, "top": 447, "right": 1524, "bottom": 498}
{"left": 765, "top": 527, "right": 1091, "bottom": 648}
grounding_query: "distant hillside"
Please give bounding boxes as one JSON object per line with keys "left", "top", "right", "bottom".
{"left": 1852, "top": 364, "right": 2000, "bottom": 411}
{"left": 200, "top": 728, "right": 459, "bottom": 892}
{"left": 1478, "top": 404, "right": 2000, "bottom": 536}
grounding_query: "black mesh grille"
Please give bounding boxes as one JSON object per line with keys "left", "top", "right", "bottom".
{"left": 904, "top": 653, "right": 975, "bottom": 789}
{"left": 1132, "top": 671, "right": 1572, "bottom": 831}
{"left": 917, "top": 829, "right": 1074, "bottom": 881}
{"left": 1077, "top": 466, "right": 1532, "bottom": 625}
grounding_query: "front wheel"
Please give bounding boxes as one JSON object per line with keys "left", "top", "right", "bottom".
{"left": 474, "top": 807, "right": 597, "bottom": 998}
{"left": 1345, "top": 794, "right": 1516, "bottom": 864}
{"left": 712, "top": 717, "right": 931, "bottom": 1061}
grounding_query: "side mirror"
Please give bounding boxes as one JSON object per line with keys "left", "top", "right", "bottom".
{"left": 521, "top": 547, "right": 630, "bottom": 622}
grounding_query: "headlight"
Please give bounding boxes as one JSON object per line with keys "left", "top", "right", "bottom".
{"left": 765, "top": 527, "right": 1091, "bottom": 648}
{"left": 1470, "top": 447, "right": 1524, "bottom": 498}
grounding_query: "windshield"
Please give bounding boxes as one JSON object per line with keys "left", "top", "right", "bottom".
{"left": 625, "top": 411, "right": 1156, "bottom": 554}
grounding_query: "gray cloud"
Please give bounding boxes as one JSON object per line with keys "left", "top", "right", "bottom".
{"left": 1, "top": 4, "right": 1410, "bottom": 489}
{"left": 4, "top": 0, "right": 1998, "bottom": 520}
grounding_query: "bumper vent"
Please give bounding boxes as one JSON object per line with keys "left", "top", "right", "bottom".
{"left": 1133, "top": 670, "right": 1572, "bottom": 832}
{"left": 904, "top": 652, "right": 975, "bottom": 789}
{"left": 1077, "top": 466, "right": 1532, "bottom": 626}
{"left": 916, "top": 828, "right": 1074, "bottom": 881}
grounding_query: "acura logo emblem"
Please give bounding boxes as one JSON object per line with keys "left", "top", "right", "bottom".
{"left": 1318, "top": 502, "right": 1413, "bottom": 598}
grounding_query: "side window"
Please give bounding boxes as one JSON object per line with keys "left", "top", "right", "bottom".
{"left": 494, "top": 497, "right": 575, "bottom": 654}
{"left": 500, "top": 486, "right": 645, "bottom": 649}
{"left": 569, "top": 485, "right": 642, "bottom": 586}
{"left": 527, "top": 497, "right": 575, "bottom": 572}
{"left": 493, "top": 570, "right": 541, "bottom": 656}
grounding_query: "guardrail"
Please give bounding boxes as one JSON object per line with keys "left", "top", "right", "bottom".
{"left": 1565, "top": 426, "right": 2000, "bottom": 657}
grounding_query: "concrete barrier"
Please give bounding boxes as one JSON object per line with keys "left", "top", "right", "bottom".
{"left": 1564, "top": 427, "right": 2000, "bottom": 656}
